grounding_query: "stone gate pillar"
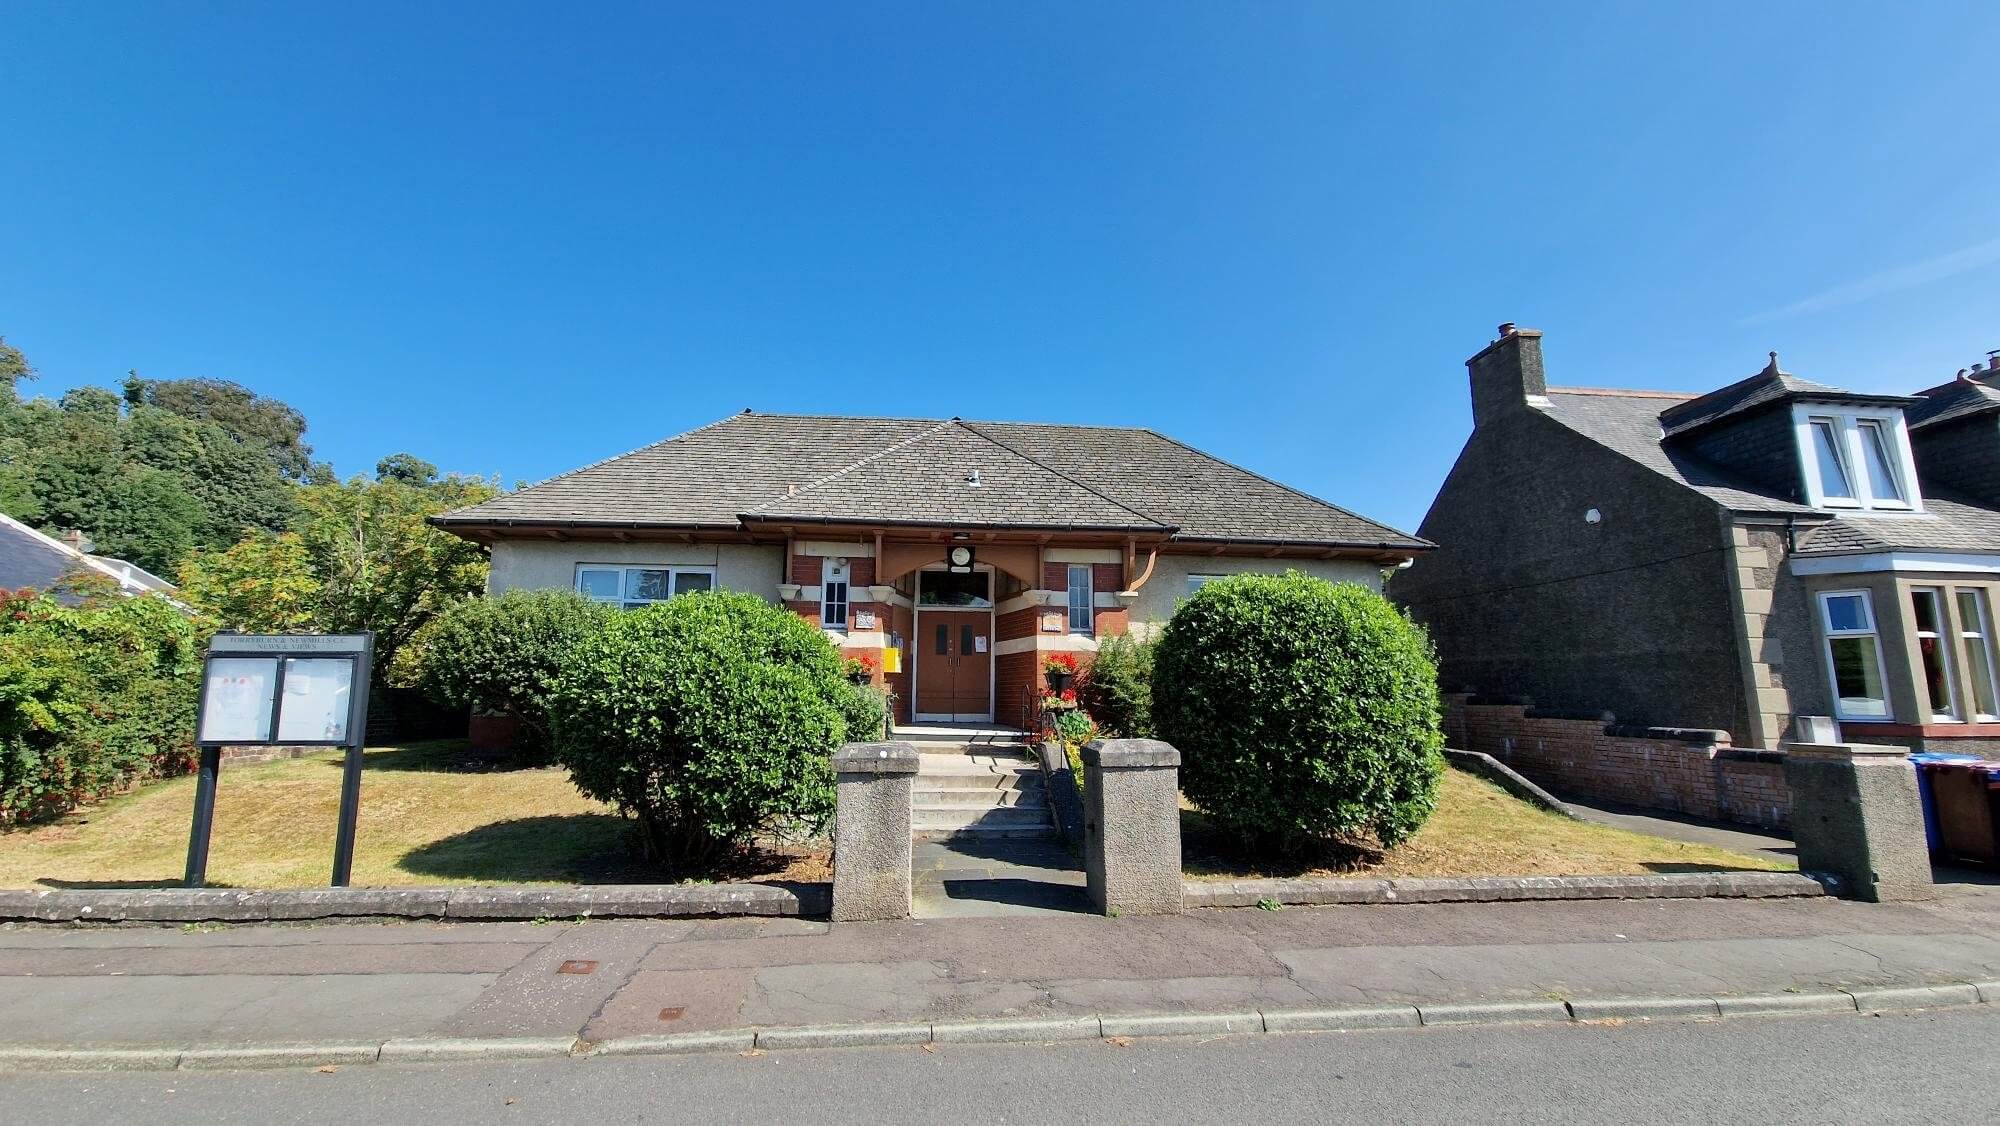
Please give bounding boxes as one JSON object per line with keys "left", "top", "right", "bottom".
{"left": 830, "top": 742, "right": 920, "bottom": 922}
{"left": 1783, "top": 739, "right": 1934, "bottom": 902}
{"left": 1081, "top": 739, "right": 1184, "bottom": 916}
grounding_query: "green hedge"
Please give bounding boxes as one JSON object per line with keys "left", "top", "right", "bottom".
{"left": 1152, "top": 572, "right": 1443, "bottom": 853}
{"left": 0, "top": 589, "right": 201, "bottom": 825}
{"left": 391, "top": 589, "right": 614, "bottom": 758}
{"left": 1076, "top": 633, "right": 1153, "bottom": 738}
{"left": 544, "top": 592, "right": 867, "bottom": 865}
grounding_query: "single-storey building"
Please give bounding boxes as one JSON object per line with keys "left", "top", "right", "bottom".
{"left": 432, "top": 411, "right": 1429, "bottom": 729}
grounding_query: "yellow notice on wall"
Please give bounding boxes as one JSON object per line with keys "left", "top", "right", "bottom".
{"left": 881, "top": 647, "right": 902, "bottom": 674}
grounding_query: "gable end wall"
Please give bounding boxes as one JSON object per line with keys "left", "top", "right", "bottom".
{"left": 1392, "top": 407, "right": 1750, "bottom": 740}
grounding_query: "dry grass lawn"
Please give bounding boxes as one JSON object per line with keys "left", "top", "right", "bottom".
{"left": 1183, "top": 766, "right": 1792, "bottom": 880}
{"left": 0, "top": 741, "right": 828, "bottom": 890}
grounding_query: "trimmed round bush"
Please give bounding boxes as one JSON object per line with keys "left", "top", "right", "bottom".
{"left": 1152, "top": 572, "right": 1444, "bottom": 853}
{"left": 390, "top": 590, "right": 614, "bottom": 757}
{"left": 545, "top": 592, "right": 860, "bottom": 866}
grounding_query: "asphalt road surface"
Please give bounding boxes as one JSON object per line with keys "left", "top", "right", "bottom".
{"left": 8, "top": 1006, "right": 1998, "bottom": 1125}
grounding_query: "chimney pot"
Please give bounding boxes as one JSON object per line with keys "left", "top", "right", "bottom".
{"left": 1497, "top": 322, "right": 1516, "bottom": 337}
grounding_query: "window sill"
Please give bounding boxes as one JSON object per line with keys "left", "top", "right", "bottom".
{"left": 1841, "top": 721, "right": 2000, "bottom": 737}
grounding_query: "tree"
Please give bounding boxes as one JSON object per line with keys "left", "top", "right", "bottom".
{"left": 176, "top": 472, "right": 499, "bottom": 673}
{"left": 375, "top": 452, "right": 438, "bottom": 486}
{"left": 1, "top": 337, "right": 38, "bottom": 400}
{"left": 122, "top": 374, "right": 318, "bottom": 481}
{"left": 174, "top": 532, "right": 322, "bottom": 633}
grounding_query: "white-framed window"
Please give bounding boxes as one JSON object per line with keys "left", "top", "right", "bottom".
{"left": 1067, "top": 563, "right": 1094, "bottom": 634}
{"left": 1956, "top": 588, "right": 2000, "bottom": 721}
{"left": 1817, "top": 590, "right": 1890, "bottom": 720}
{"left": 1910, "top": 587, "right": 1960, "bottom": 721}
{"left": 1792, "top": 405, "right": 1919, "bottom": 512}
{"left": 1186, "top": 574, "right": 1223, "bottom": 594}
{"left": 575, "top": 564, "right": 715, "bottom": 609}
{"left": 821, "top": 558, "right": 850, "bottom": 630}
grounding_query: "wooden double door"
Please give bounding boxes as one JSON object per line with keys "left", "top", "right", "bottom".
{"left": 916, "top": 610, "right": 992, "bottom": 721}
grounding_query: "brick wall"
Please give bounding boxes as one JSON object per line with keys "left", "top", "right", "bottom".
{"left": 1443, "top": 693, "right": 1791, "bottom": 830}
{"left": 789, "top": 553, "right": 819, "bottom": 585}
{"left": 996, "top": 650, "right": 1039, "bottom": 730}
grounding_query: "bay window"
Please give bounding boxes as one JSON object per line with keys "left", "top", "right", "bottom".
{"left": 1957, "top": 589, "right": 2000, "bottom": 722}
{"left": 1909, "top": 588, "right": 1959, "bottom": 721}
{"left": 1817, "top": 590, "right": 1889, "bottom": 720}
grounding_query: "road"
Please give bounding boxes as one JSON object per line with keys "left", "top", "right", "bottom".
{"left": 8, "top": 1005, "right": 1997, "bottom": 1124}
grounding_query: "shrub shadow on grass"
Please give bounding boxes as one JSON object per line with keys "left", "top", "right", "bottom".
{"left": 396, "top": 815, "right": 830, "bottom": 886}
{"left": 338, "top": 740, "right": 547, "bottom": 775}
{"left": 396, "top": 814, "right": 658, "bottom": 884}
{"left": 1178, "top": 807, "right": 1381, "bottom": 879}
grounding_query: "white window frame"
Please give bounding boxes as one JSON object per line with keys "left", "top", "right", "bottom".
{"left": 1791, "top": 404, "right": 1921, "bottom": 513}
{"left": 1909, "top": 586, "right": 1960, "bottom": 722}
{"left": 574, "top": 564, "right": 717, "bottom": 609}
{"left": 1067, "top": 563, "right": 1094, "bottom": 635}
{"left": 1816, "top": 589, "right": 1891, "bottom": 721}
{"left": 1956, "top": 588, "right": 2000, "bottom": 722}
{"left": 821, "top": 558, "right": 850, "bottom": 630}
{"left": 1186, "top": 574, "right": 1223, "bottom": 594}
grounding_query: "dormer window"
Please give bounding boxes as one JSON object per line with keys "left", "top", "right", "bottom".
{"left": 1793, "top": 405, "right": 1920, "bottom": 512}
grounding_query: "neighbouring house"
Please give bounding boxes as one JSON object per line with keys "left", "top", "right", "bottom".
{"left": 0, "top": 513, "right": 180, "bottom": 603}
{"left": 1393, "top": 325, "right": 2000, "bottom": 828}
{"left": 431, "top": 411, "right": 1429, "bottom": 729}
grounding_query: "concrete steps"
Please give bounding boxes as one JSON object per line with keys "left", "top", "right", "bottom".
{"left": 912, "top": 741, "right": 1056, "bottom": 842}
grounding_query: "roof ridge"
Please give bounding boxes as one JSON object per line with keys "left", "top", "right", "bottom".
{"left": 750, "top": 418, "right": 961, "bottom": 508}
{"left": 432, "top": 411, "right": 750, "bottom": 521}
{"left": 1548, "top": 386, "right": 1692, "bottom": 400}
{"left": 955, "top": 420, "right": 1171, "bottom": 528}
{"left": 1133, "top": 427, "right": 1427, "bottom": 547}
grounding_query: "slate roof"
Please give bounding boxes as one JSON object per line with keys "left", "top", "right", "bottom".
{"left": 1539, "top": 389, "right": 1816, "bottom": 515}
{"left": 0, "top": 513, "right": 179, "bottom": 604}
{"left": 1906, "top": 375, "right": 2000, "bottom": 431}
{"left": 1541, "top": 389, "right": 2000, "bottom": 558}
{"left": 1657, "top": 355, "right": 1916, "bottom": 437}
{"left": 1796, "top": 495, "right": 2000, "bottom": 555}
{"left": 435, "top": 412, "right": 1429, "bottom": 550}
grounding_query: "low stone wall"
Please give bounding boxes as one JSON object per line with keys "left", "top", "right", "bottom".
{"left": 218, "top": 746, "right": 315, "bottom": 766}
{"left": 1443, "top": 694, "right": 1791, "bottom": 830}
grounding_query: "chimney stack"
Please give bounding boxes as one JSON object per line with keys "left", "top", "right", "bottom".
{"left": 1466, "top": 323, "right": 1547, "bottom": 428}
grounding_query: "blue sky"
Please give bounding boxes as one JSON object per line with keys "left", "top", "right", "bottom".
{"left": 3, "top": 3, "right": 1996, "bottom": 533}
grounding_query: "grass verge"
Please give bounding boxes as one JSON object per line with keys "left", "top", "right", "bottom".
{"left": 1182, "top": 766, "right": 1791, "bottom": 880}
{"left": 0, "top": 740, "right": 828, "bottom": 890}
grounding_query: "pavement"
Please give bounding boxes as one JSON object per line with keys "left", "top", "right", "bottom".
{"left": 1, "top": 878, "right": 1997, "bottom": 1058}
{"left": 6, "top": 1005, "right": 1996, "bottom": 1123}
{"left": 910, "top": 837, "right": 1086, "bottom": 918}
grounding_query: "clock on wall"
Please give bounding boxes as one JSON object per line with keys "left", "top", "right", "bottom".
{"left": 947, "top": 545, "right": 974, "bottom": 572}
